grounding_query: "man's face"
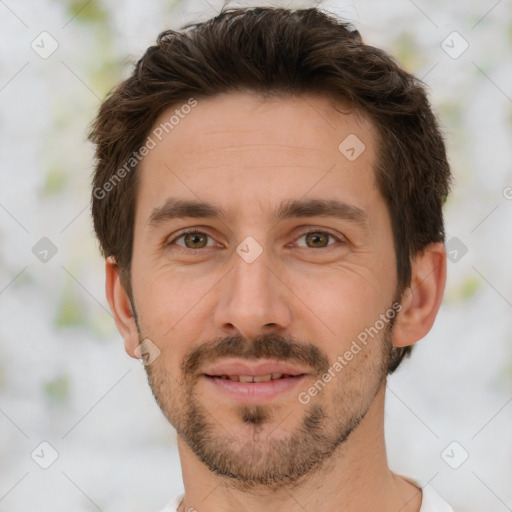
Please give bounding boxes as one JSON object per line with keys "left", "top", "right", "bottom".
{"left": 130, "top": 91, "right": 399, "bottom": 489}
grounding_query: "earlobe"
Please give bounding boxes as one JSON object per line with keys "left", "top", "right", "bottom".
{"left": 105, "top": 257, "right": 140, "bottom": 359}
{"left": 393, "top": 242, "right": 447, "bottom": 348}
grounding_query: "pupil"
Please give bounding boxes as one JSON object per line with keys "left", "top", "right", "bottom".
{"left": 187, "top": 233, "right": 206, "bottom": 248}
{"left": 307, "top": 232, "right": 326, "bottom": 247}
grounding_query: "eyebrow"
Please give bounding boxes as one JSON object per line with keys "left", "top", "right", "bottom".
{"left": 147, "top": 197, "right": 369, "bottom": 230}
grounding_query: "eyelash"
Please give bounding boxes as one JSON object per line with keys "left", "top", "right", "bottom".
{"left": 166, "top": 227, "right": 345, "bottom": 251}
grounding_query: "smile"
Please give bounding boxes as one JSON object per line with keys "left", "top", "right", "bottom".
{"left": 203, "top": 373, "right": 307, "bottom": 403}
{"left": 210, "top": 373, "right": 300, "bottom": 382}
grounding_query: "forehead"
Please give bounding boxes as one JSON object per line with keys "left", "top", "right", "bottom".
{"left": 136, "top": 91, "right": 380, "bottom": 223}
{"left": 148, "top": 90, "right": 376, "bottom": 162}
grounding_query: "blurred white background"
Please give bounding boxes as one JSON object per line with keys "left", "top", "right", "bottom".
{"left": 0, "top": 0, "right": 511, "bottom": 511}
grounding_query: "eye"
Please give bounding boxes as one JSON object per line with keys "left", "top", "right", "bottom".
{"left": 294, "top": 229, "right": 343, "bottom": 249}
{"left": 167, "top": 228, "right": 218, "bottom": 250}
{"left": 165, "top": 228, "right": 345, "bottom": 252}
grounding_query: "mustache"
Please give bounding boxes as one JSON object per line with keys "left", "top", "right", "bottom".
{"left": 181, "top": 333, "right": 331, "bottom": 377}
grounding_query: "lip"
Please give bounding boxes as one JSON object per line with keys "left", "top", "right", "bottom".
{"left": 203, "top": 374, "right": 307, "bottom": 403}
{"left": 202, "top": 358, "right": 309, "bottom": 378}
{"left": 201, "top": 359, "right": 310, "bottom": 403}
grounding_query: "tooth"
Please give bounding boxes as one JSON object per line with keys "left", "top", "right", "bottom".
{"left": 239, "top": 375, "right": 254, "bottom": 383}
{"left": 220, "top": 375, "right": 229, "bottom": 380}
{"left": 227, "top": 375, "right": 239, "bottom": 381}
{"left": 253, "top": 374, "right": 272, "bottom": 382}
{"left": 271, "top": 373, "right": 283, "bottom": 380}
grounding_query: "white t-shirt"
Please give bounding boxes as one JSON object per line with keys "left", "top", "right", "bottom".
{"left": 159, "top": 477, "right": 454, "bottom": 512}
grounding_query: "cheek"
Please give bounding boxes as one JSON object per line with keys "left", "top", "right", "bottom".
{"left": 134, "top": 262, "right": 210, "bottom": 315}
{"left": 292, "top": 262, "right": 390, "bottom": 339}
{"left": 132, "top": 266, "right": 215, "bottom": 353}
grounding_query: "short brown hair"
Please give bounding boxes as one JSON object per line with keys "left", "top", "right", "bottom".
{"left": 89, "top": 6, "right": 451, "bottom": 373}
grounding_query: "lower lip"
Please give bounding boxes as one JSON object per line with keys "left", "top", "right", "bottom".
{"left": 203, "top": 375, "right": 307, "bottom": 403}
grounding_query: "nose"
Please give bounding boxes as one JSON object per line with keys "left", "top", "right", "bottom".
{"left": 213, "top": 241, "right": 293, "bottom": 340}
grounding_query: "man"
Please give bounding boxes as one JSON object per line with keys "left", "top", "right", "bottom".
{"left": 89, "top": 6, "right": 454, "bottom": 512}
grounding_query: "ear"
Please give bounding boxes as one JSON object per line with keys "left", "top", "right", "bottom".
{"left": 393, "top": 242, "right": 447, "bottom": 348}
{"left": 105, "top": 257, "right": 140, "bottom": 359}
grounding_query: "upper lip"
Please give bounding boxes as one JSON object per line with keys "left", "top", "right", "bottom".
{"left": 202, "top": 359, "right": 309, "bottom": 377}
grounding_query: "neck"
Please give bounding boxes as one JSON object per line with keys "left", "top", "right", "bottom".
{"left": 176, "top": 382, "right": 422, "bottom": 512}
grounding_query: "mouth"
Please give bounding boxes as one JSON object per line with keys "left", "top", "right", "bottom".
{"left": 201, "top": 359, "right": 310, "bottom": 402}
{"left": 203, "top": 374, "right": 307, "bottom": 402}
{"left": 206, "top": 373, "right": 305, "bottom": 382}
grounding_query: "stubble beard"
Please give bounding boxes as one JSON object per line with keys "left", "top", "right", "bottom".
{"left": 142, "top": 320, "right": 394, "bottom": 492}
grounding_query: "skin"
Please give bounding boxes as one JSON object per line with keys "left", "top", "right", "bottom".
{"left": 106, "top": 91, "right": 447, "bottom": 512}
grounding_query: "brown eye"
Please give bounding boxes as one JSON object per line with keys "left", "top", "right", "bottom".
{"left": 304, "top": 232, "right": 330, "bottom": 248}
{"left": 296, "top": 230, "right": 340, "bottom": 249}
{"left": 168, "top": 229, "right": 215, "bottom": 250}
{"left": 183, "top": 232, "right": 208, "bottom": 248}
